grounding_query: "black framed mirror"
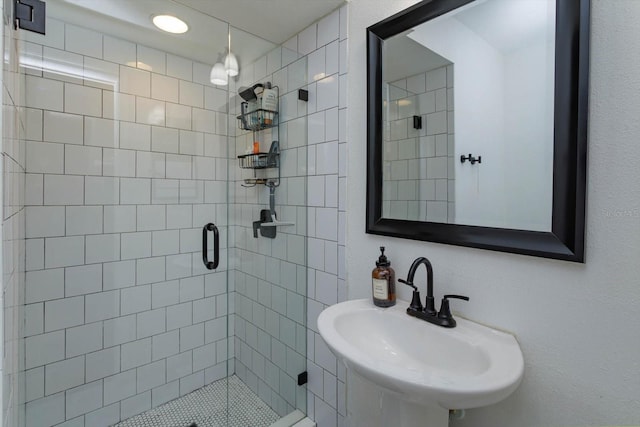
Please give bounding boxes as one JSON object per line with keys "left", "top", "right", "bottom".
{"left": 366, "top": 0, "right": 589, "bottom": 262}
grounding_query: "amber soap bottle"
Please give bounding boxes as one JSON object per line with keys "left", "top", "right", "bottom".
{"left": 372, "top": 246, "right": 396, "bottom": 307}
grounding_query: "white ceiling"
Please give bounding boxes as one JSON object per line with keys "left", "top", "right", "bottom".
{"left": 174, "top": 0, "right": 345, "bottom": 45}
{"left": 50, "top": 0, "right": 345, "bottom": 67}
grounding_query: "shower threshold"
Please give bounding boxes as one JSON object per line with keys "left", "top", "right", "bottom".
{"left": 114, "top": 375, "right": 280, "bottom": 427}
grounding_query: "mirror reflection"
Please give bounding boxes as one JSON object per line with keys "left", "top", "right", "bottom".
{"left": 381, "top": 0, "right": 556, "bottom": 231}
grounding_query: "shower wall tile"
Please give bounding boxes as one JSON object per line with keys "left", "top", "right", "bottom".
{"left": 136, "top": 97, "right": 166, "bottom": 126}
{"left": 152, "top": 74, "right": 179, "bottom": 102}
{"left": 65, "top": 206, "right": 103, "bottom": 235}
{"left": 65, "top": 264, "right": 102, "bottom": 296}
{"left": 25, "top": 393, "right": 66, "bottom": 427}
{"left": 193, "top": 62, "right": 216, "bottom": 87}
{"left": 26, "top": 140, "right": 63, "bottom": 173}
{"left": 121, "top": 391, "right": 152, "bottom": 420}
{"left": 66, "top": 322, "right": 103, "bottom": 357}
{"left": 85, "top": 403, "right": 120, "bottom": 427}
{"left": 120, "top": 178, "right": 151, "bottom": 204}
{"left": 137, "top": 360, "right": 166, "bottom": 392}
{"left": 84, "top": 57, "right": 120, "bottom": 89}
{"left": 384, "top": 65, "right": 455, "bottom": 222}
{"left": 65, "top": 24, "right": 103, "bottom": 58}
{"left": 152, "top": 330, "right": 180, "bottom": 358}
{"left": 25, "top": 206, "right": 64, "bottom": 237}
{"left": 103, "top": 316, "right": 137, "bottom": 348}
{"left": 318, "top": 10, "right": 340, "bottom": 48}
{"left": 298, "top": 25, "right": 318, "bottom": 56}
{"left": 44, "top": 236, "right": 85, "bottom": 268}
{"left": 137, "top": 46, "right": 167, "bottom": 75}
{"left": 26, "top": 269, "right": 63, "bottom": 303}
{"left": 25, "top": 331, "right": 66, "bottom": 369}
{"left": 104, "top": 36, "right": 137, "bottom": 66}
{"left": 179, "top": 81, "right": 204, "bottom": 108}
{"left": 167, "top": 54, "right": 193, "bottom": 81}
{"left": 103, "top": 91, "right": 136, "bottom": 121}
{"left": 20, "top": 18, "right": 231, "bottom": 427}
{"left": 103, "top": 370, "right": 136, "bottom": 405}
{"left": 44, "top": 296, "right": 85, "bottom": 332}
{"left": 25, "top": 75, "right": 64, "bottom": 111}
{"left": 316, "top": 75, "right": 338, "bottom": 111}
{"left": 43, "top": 110, "right": 83, "bottom": 144}
{"left": 119, "top": 65, "right": 151, "bottom": 97}
{"left": 166, "top": 102, "right": 192, "bottom": 129}
{"left": 65, "top": 144, "right": 103, "bottom": 175}
{"left": 64, "top": 82, "right": 103, "bottom": 116}
{"left": 85, "top": 291, "right": 119, "bottom": 322}
{"left": 103, "top": 206, "right": 135, "bottom": 233}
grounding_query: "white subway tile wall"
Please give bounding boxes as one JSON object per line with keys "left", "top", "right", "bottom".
{"left": 230, "top": 6, "right": 348, "bottom": 426}
{"left": 20, "top": 18, "right": 231, "bottom": 427}
{"left": 382, "top": 65, "right": 455, "bottom": 222}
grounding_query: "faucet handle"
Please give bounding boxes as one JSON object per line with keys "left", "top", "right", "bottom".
{"left": 443, "top": 294, "right": 469, "bottom": 302}
{"left": 399, "top": 279, "right": 423, "bottom": 311}
{"left": 398, "top": 278, "right": 416, "bottom": 290}
{"left": 438, "top": 295, "right": 469, "bottom": 324}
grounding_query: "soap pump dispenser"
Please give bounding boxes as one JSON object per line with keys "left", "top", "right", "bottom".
{"left": 372, "top": 247, "right": 396, "bottom": 307}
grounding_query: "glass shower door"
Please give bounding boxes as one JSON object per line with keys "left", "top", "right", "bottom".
{"left": 16, "top": 1, "right": 309, "bottom": 426}
{"left": 19, "top": 1, "right": 234, "bottom": 425}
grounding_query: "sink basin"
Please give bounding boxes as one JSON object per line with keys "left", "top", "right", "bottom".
{"left": 317, "top": 299, "right": 524, "bottom": 410}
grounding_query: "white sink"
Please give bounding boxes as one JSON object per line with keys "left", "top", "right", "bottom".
{"left": 317, "top": 299, "right": 524, "bottom": 413}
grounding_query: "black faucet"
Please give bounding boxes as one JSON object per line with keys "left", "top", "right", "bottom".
{"left": 399, "top": 257, "right": 437, "bottom": 315}
{"left": 399, "top": 257, "right": 469, "bottom": 328}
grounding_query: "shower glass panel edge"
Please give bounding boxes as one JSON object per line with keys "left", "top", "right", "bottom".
{"left": 228, "top": 23, "right": 309, "bottom": 426}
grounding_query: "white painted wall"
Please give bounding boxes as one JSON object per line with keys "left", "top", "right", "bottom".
{"left": 347, "top": 0, "right": 640, "bottom": 426}
{"left": 502, "top": 37, "right": 555, "bottom": 231}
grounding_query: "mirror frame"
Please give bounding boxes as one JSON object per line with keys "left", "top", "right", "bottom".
{"left": 366, "top": 0, "right": 590, "bottom": 262}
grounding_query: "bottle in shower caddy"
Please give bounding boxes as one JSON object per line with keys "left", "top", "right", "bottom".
{"left": 261, "top": 82, "right": 277, "bottom": 126}
{"left": 371, "top": 246, "right": 396, "bottom": 307}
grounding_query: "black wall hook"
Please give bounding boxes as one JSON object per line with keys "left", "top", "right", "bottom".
{"left": 460, "top": 154, "right": 482, "bottom": 165}
{"left": 413, "top": 115, "right": 422, "bottom": 129}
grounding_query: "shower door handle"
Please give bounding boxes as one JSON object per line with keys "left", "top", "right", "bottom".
{"left": 202, "top": 223, "right": 219, "bottom": 270}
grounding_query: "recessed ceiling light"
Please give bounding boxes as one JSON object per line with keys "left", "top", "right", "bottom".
{"left": 152, "top": 15, "right": 189, "bottom": 34}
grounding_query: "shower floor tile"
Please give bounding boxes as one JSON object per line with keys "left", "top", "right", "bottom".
{"left": 114, "top": 375, "right": 280, "bottom": 427}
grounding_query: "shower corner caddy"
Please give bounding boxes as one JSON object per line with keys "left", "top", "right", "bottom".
{"left": 236, "top": 84, "right": 280, "bottom": 188}
{"left": 236, "top": 84, "right": 294, "bottom": 235}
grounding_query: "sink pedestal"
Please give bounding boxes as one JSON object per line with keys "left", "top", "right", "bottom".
{"left": 348, "top": 372, "right": 450, "bottom": 427}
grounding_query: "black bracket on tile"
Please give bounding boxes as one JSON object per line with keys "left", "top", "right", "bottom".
{"left": 297, "top": 371, "right": 308, "bottom": 386}
{"left": 14, "top": 0, "right": 46, "bottom": 34}
{"left": 298, "top": 89, "right": 309, "bottom": 102}
{"left": 413, "top": 115, "right": 422, "bottom": 130}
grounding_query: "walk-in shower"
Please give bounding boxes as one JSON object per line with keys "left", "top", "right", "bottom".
{"left": 2, "top": 0, "right": 318, "bottom": 425}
